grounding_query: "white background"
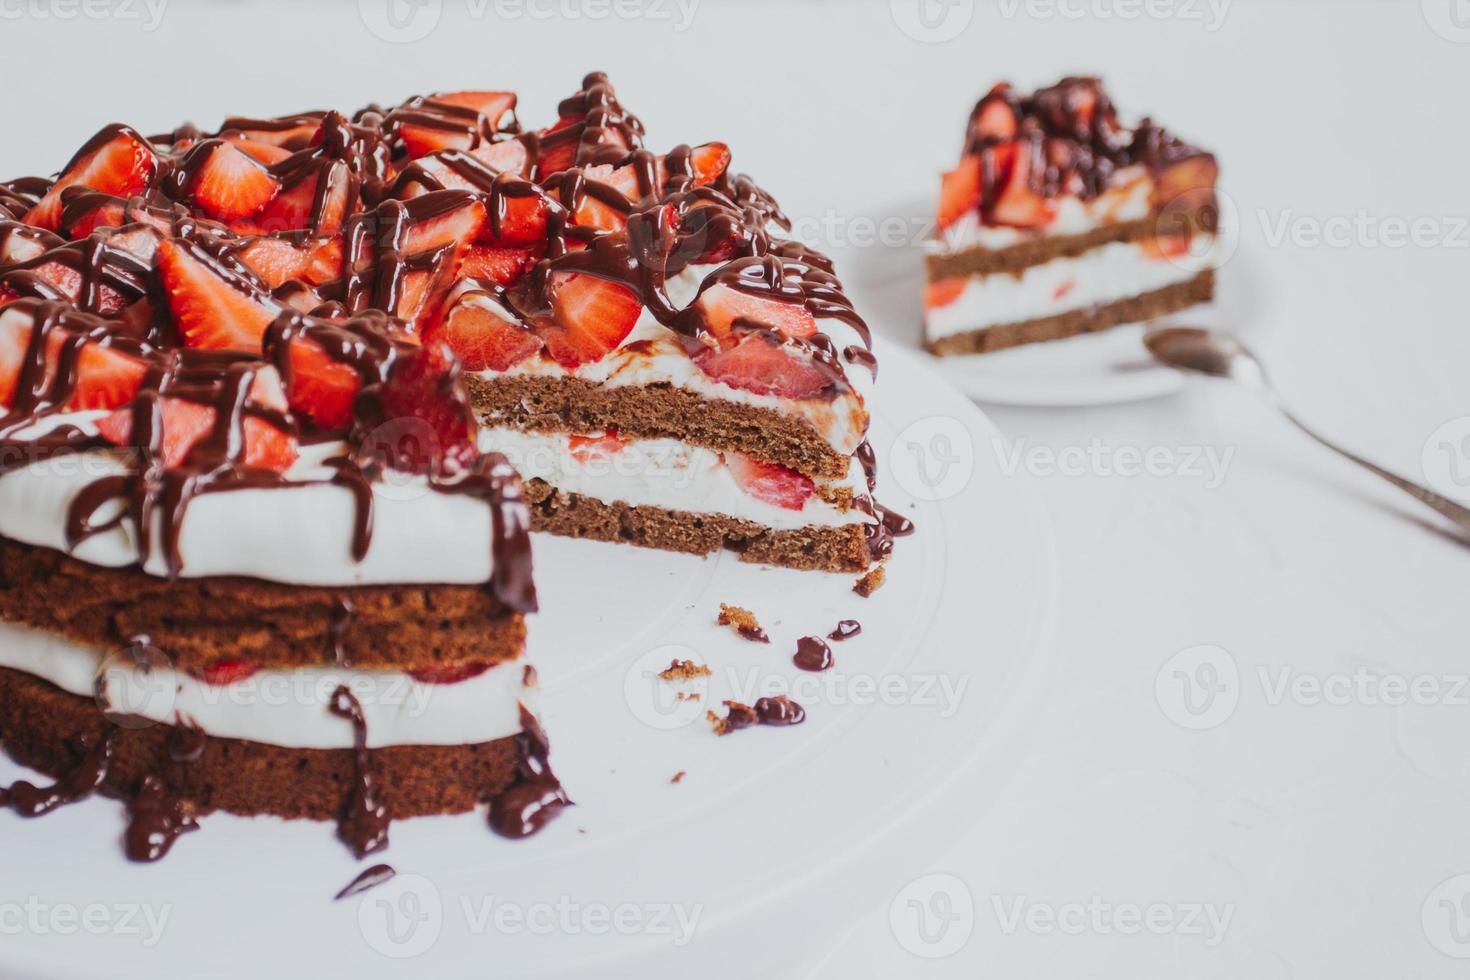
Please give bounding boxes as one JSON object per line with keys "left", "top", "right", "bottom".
{"left": 2, "top": 0, "right": 1468, "bottom": 976}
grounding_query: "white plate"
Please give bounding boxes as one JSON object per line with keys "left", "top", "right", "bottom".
{"left": 837, "top": 203, "right": 1258, "bottom": 408}
{"left": 0, "top": 341, "right": 1056, "bottom": 980}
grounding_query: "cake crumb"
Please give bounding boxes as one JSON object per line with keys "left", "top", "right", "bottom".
{"left": 707, "top": 700, "right": 760, "bottom": 736}
{"left": 717, "top": 604, "right": 770, "bottom": 643}
{"left": 853, "top": 565, "right": 886, "bottom": 597}
{"left": 675, "top": 691, "right": 701, "bottom": 702}
{"left": 671, "top": 771, "right": 686, "bottom": 784}
{"left": 659, "top": 658, "right": 712, "bottom": 681}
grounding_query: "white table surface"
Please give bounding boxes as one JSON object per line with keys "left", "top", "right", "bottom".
{"left": 3, "top": 1, "right": 1468, "bottom": 976}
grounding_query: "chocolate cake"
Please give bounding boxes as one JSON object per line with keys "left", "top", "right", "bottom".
{"left": 924, "top": 77, "right": 1221, "bottom": 354}
{"left": 0, "top": 73, "right": 902, "bottom": 864}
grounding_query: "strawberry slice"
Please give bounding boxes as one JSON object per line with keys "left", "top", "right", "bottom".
{"left": 687, "top": 283, "right": 817, "bottom": 341}
{"left": 238, "top": 235, "right": 343, "bottom": 288}
{"left": 25, "top": 127, "right": 157, "bottom": 231}
{"left": 158, "top": 238, "right": 280, "bottom": 352}
{"left": 68, "top": 343, "right": 149, "bottom": 411}
{"left": 96, "top": 396, "right": 298, "bottom": 472}
{"left": 692, "top": 330, "right": 832, "bottom": 400}
{"left": 529, "top": 272, "right": 641, "bottom": 369}
{"left": 1, "top": 256, "right": 132, "bottom": 316}
{"left": 285, "top": 336, "right": 361, "bottom": 430}
{"left": 1152, "top": 153, "right": 1218, "bottom": 211}
{"left": 253, "top": 160, "right": 351, "bottom": 235}
{"left": 408, "top": 662, "right": 493, "bottom": 685}
{"left": 425, "top": 287, "right": 541, "bottom": 372}
{"left": 924, "top": 277, "right": 967, "bottom": 309}
{"left": 989, "top": 144, "right": 1056, "bottom": 229}
{"left": 188, "top": 142, "right": 281, "bottom": 221}
{"left": 58, "top": 193, "right": 126, "bottom": 239}
{"left": 432, "top": 91, "right": 517, "bottom": 124}
{"left": 469, "top": 138, "right": 530, "bottom": 176}
{"left": 568, "top": 428, "right": 624, "bottom": 465}
{"left": 724, "top": 452, "right": 814, "bottom": 511}
{"left": 937, "top": 154, "right": 981, "bottom": 230}
{"left": 191, "top": 658, "right": 260, "bottom": 686}
{"left": 404, "top": 195, "right": 487, "bottom": 255}
{"left": 368, "top": 346, "right": 477, "bottom": 475}
{"left": 221, "top": 133, "right": 293, "bottom": 165}
{"left": 460, "top": 245, "right": 533, "bottom": 285}
{"left": 970, "top": 88, "right": 1017, "bottom": 142}
{"left": 0, "top": 310, "right": 40, "bottom": 408}
{"left": 225, "top": 115, "right": 324, "bottom": 150}
{"left": 533, "top": 116, "right": 583, "bottom": 179}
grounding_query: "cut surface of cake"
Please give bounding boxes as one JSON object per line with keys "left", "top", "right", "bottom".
{"left": 924, "top": 76, "right": 1221, "bottom": 356}
{"left": 396, "top": 73, "right": 892, "bottom": 571}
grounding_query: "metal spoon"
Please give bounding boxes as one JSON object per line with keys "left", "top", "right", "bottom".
{"left": 1145, "top": 326, "right": 1470, "bottom": 533}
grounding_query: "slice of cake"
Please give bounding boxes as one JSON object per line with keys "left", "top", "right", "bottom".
{"left": 387, "top": 74, "right": 892, "bottom": 571}
{"left": 924, "top": 76, "right": 1221, "bottom": 356}
{"left": 0, "top": 111, "right": 568, "bottom": 859}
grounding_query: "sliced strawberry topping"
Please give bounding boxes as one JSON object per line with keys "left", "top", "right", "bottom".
{"left": 68, "top": 343, "right": 149, "bottom": 411}
{"left": 253, "top": 161, "right": 351, "bottom": 235}
{"left": 285, "top": 336, "right": 361, "bottom": 430}
{"left": 191, "top": 658, "right": 261, "bottom": 686}
{"left": 432, "top": 91, "right": 517, "bottom": 124}
{"left": 528, "top": 272, "right": 641, "bottom": 369}
{"left": 460, "top": 245, "right": 533, "bottom": 286}
{"left": 470, "top": 138, "right": 530, "bottom": 176}
{"left": 157, "top": 238, "right": 280, "bottom": 352}
{"left": 924, "top": 278, "right": 967, "bottom": 309}
{"left": 96, "top": 396, "right": 297, "bottom": 472}
{"left": 426, "top": 288, "right": 542, "bottom": 372}
{"left": 188, "top": 141, "right": 281, "bottom": 221}
{"left": 971, "top": 88, "right": 1018, "bottom": 142}
{"left": 937, "top": 154, "right": 981, "bottom": 230}
{"left": 221, "top": 133, "right": 294, "bottom": 165}
{"left": 367, "top": 346, "right": 477, "bottom": 475}
{"left": 688, "top": 283, "right": 817, "bottom": 341}
{"left": 568, "top": 428, "right": 624, "bottom": 465}
{"left": 1140, "top": 234, "right": 1191, "bottom": 260}
{"left": 693, "top": 330, "right": 832, "bottom": 400}
{"left": 58, "top": 195, "right": 126, "bottom": 239}
{"left": 988, "top": 143, "right": 1056, "bottom": 229}
{"left": 408, "top": 662, "right": 493, "bottom": 685}
{"left": 724, "top": 452, "right": 813, "bottom": 511}
{"left": 0, "top": 312, "right": 41, "bottom": 408}
{"left": 1153, "top": 153, "right": 1218, "bottom": 211}
{"left": 25, "top": 128, "right": 157, "bottom": 231}
{"left": 404, "top": 196, "right": 487, "bottom": 255}
{"left": 533, "top": 116, "right": 583, "bottom": 179}
{"left": 237, "top": 235, "right": 343, "bottom": 288}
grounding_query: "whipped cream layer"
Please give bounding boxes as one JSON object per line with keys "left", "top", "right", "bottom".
{"left": 0, "top": 413, "right": 506, "bottom": 586}
{"left": 481, "top": 427, "right": 875, "bottom": 531}
{"left": 932, "top": 166, "right": 1155, "bottom": 254}
{"left": 925, "top": 236, "right": 1219, "bottom": 340}
{"left": 473, "top": 258, "right": 873, "bottom": 457}
{"left": 0, "top": 619, "right": 531, "bottom": 750}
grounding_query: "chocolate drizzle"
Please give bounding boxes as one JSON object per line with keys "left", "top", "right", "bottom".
{"left": 330, "top": 595, "right": 356, "bottom": 666}
{"left": 329, "top": 685, "right": 391, "bottom": 858}
{"left": 828, "top": 619, "right": 862, "bottom": 642}
{"left": 0, "top": 728, "right": 116, "bottom": 816}
{"left": 335, "top": 864, "right": 397, "bottom": 901}
{"left": 793, "top": 636, "right": 834, "bottom": 673}
{"left": 124, "top": 773, "right": 199, "bottom": 862}
{"left": 964, "top": 77, "right": 1215, "bottom": 206}
{"left": 486, "top": 705, "right": 572, "bottom": 838}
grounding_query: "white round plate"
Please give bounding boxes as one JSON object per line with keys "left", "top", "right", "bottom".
{"left": 0, "top": 341, "right": 1056, "bottom": 980}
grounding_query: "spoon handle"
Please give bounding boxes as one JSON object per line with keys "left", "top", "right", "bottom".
{"left": 1279, "top": 407, "right": 1470, "bottom": 533}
